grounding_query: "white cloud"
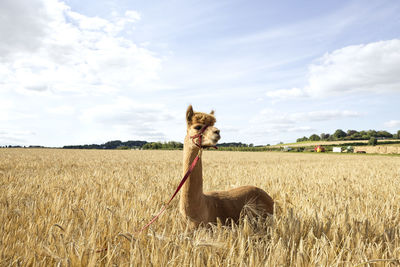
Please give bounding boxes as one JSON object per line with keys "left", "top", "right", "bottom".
{"left": 384, "top": 120, "right": 400, "bottom": 128}
{"left": 245, "top": 108, "right": 361, "bottom": 139}
{"left": 0, "top": 130, "right": 36, "bottom": 145}
{"left": 254, "top": 109, "right": 361, "bottom": 124}
{"left": 287, "top": 126, "right": 315, "bottom": 132}
{"left": 256, "top": 124, "right": 315, "bottom": 134}
{"left": 0, "top": 0, "right": 162, "bottom": 96}
{"left": 243, "top": 124, "right": 316, "bottom": 143}
{"left": 266, "top": 39, "right": 400, "bottom": 99}
{"left": 219, "top": 125, "right": 241, "bottom": 133}
{"left": 80, "top": 98, "right": 176, "bottom": 141}
{"left": 293, "top": 110, "right": 361, "bottom": 121}
{"left": 265, "top": 87, "right": 308, "bottom": 100}
{"left": 223, "top": 4, "right": 359, "bottom": 47}
{"left": 0, "top": 99, "right": 37, "bottom": 121}
{"left": 46, "top": 105, "right": 76, "bottom": 115}
{"left": 0, "top": 0, "right": 49, "bottom": 58}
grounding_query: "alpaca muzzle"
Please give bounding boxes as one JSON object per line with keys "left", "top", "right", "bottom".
{"left": 190, "top": 125, "right": 218, "bottom": 149}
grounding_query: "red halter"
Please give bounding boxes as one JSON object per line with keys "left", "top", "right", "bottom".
{"left": 190, "top": 125, "right": 208, "bottom": 148}
{"left": 190, "top": 125, "right": 218, "bottom": 149}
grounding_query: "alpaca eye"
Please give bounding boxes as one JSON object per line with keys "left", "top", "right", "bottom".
{"left": 194, "top": 125, "right": 202, "bottom": 130}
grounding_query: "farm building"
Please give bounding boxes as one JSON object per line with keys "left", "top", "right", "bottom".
{"left": 333, "top": 147, "right": 342, "bottom": 153}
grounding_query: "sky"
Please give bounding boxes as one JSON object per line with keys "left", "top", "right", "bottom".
{"left": 1, "top": 0, "right": 400, "bottom": 147}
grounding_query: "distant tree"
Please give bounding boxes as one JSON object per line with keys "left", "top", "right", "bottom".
{"left": 295, "top": 129, "right": 400, "bottom": 143}
{"left": 351, "top": 132, "right": 362, "bottom": 140}
{"left": 168, "top": 141, "right": 183, "bottom": 149}
{"left": 347, "top": 130, "right": 358, "bottom": 136}
{"left": 343, "top": 135, "right": 353, "bottom": 140}
{"left": 153, "top": 142, "right": 162, "bottom": 149}
{"left": 123, "top": 140, "right": 147, "bottom": 148}
{"left": 368, "top": 137, "right": 377, "bottom": 146}
{"left": 249, "top": 143, "right": 254, "bottom": 147}
{"left": 142, "top": 141, "right": 183, "bottom": 150}
{"left": 104, "top": 140, "right": 122, "bottom": 149}
{"left": 333, "top": 129, "right": 347, "bottom": 140}
{"left": 218, "top": 142, "right": 248, "bottom": 147}
{"left": 367, "top": 130, "right": 377, "bottom": 138}
{"left": 376, "top": 130, "right": 393, "bottom": 138}
{"left": 296, "top": 136, "right": 308, "bottom": 142}
{"left": 143, "top": 142, "right": 158, "bottom": 149}
{"left": 320, "top": 133, "right": 330, "bottom": 140}
{"left": 309, "top": 134, "right": 321, "bottom": 141}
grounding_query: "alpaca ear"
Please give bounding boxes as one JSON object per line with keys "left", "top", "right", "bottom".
{"left": 210, "top": 110, "right": 215, "bottom": 115}
{"left": 186, "top": 105, "right": 194, "bottom": 124}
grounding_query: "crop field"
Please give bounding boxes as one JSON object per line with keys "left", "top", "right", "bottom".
{"left": 1, "top": 149, "right": 400, "bottom": 266}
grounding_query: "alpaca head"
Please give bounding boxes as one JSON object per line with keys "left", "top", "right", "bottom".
{"left": 186, "top": 105, "right": 221, "bottom": 148}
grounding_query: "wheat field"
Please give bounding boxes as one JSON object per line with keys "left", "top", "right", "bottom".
{"left": 1, "top": 149, "right": 399, "bottom": 266}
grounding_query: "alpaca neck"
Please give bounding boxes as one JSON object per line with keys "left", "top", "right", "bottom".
{"left": 180, "top": 135, "right": 204, "bottom": 209}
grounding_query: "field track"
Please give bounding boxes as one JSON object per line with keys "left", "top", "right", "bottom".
{"left": 1, "top": 149, "right": 399, "bottom": 266}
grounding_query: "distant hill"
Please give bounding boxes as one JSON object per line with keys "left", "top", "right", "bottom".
{"left": 296, "top": 129, "right": 399, "bottom": 143}
{"left": 271, "top": 139, "right": 400, "bottom": 148}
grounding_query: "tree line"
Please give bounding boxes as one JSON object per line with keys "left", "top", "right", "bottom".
{"left": 61, "top": 141, "right": 267, "bottom": 150}
{"left": 296, "top": 129, "right": 400, "bottom": 142}
{"left": 63, "top": 140, "right": 147, "bottom": 149}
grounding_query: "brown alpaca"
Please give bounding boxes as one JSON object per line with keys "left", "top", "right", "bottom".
{"left": 179, "top": 105, "right": 274, "bottom": 228}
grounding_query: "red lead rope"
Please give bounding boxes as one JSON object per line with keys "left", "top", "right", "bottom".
{"left": 135, "top": 153, "right": 201, "bottom": 234}
{"left": 96, "top": 154, "right": 202, "bottom": 252}
{"left": 135, "top": 125, "right": 213, "bottom": 235}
